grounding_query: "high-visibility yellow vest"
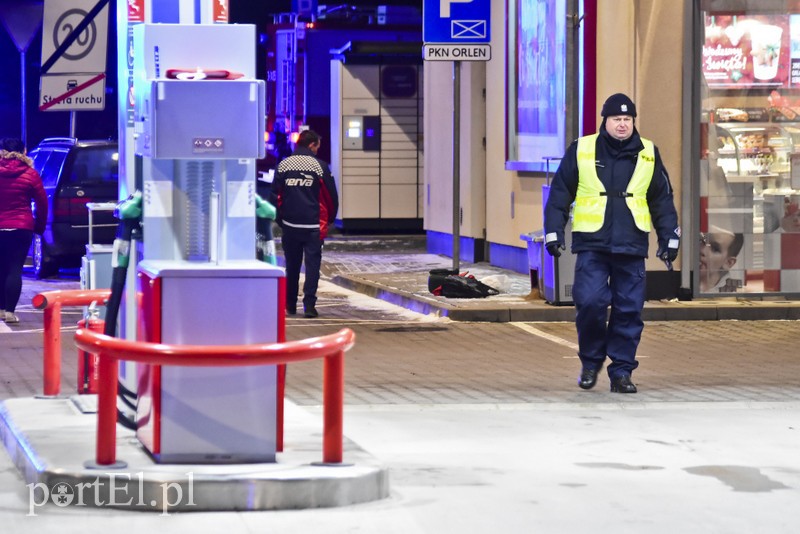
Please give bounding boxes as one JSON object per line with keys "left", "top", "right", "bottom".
{"left": 573, "top": 133, "right": 655, "bottom": 233}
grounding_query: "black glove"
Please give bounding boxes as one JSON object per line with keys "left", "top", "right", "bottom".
{"left": 546, "top": 242, "right": 565, "bottom": 258}
{"left": 657, "top": 246, "right": 678, "bottom": 271}
{"left": 658, "top": 247, "right": 679, "bottom": 262}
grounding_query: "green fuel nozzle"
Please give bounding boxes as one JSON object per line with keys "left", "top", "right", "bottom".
{"left": 112, "top": 191, "right": 144, "bottom": 268}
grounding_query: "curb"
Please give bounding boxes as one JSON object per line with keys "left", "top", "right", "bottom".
{"left": 330, "top": 274, "right": 800, "bottom": 323}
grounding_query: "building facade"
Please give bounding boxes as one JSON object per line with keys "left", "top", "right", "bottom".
{"left": 424, "top": 0, "right": 800, "bottom": 299}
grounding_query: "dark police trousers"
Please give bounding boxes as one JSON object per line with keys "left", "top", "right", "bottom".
{"left": 281, "top": 226, "right": 322, "bottom": 311}
{"left": 572, "top": 250, "right": 645, "bottom": 379}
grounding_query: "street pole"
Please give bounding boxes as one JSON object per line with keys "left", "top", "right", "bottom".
{"left": 452, "top": 60, "right": 461, "bottom": 272}
{"left": 565, "top": 0, "right": 581, "bottom": 146}
{"left": 20, "top": 50, "right": 27, "bottom": 147}
{"left": 1, "top": 1, "right": 44, "bottom": 147}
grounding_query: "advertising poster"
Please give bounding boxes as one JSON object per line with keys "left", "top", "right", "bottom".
{"left": 514, "top": 0, "right": 565, "bottom": 170}
{"left": 703, "top": 15, "right": 790, "bottom": 88}
{"left": 791, "top": 15, "right": 800, "bottom": 86}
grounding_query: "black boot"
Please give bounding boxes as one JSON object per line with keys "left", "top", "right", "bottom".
{"left": 578, "top": 367, "right": 600, "bottom": 390}
{"left": 610, "top": 375, "right": 637, "bottom": 394}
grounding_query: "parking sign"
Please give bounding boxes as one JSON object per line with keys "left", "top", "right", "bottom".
{"left": 423, "top": 0, "right": 491, "bottom": 44}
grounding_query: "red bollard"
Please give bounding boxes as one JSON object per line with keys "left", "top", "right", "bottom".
{"left": 322, "top": 350, "right": 344, "bottom": 464}
{"left": 41, "top": 303, "right": 61, "bottom": 396}
{"left": 76, "top": 316, "right": 105, "bottom": 394}
{"left": 95, "top": 353, "right": 122, "bottom": 467}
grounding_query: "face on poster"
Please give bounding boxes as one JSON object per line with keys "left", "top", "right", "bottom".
{"left": 703, "top": 14, "right": 791, "bottom": 88}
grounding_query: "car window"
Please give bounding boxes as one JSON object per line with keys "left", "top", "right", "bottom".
{"left": 39, "top": 150, "right": 67, "bottom": 188}
{"left": 30, "top": 149, "right": 49, "bottom": 173}
{"left": 31, "top": 150, "right": 56, "bottom": 187}
{"left": 66, "top": 146, "right": 119, "bottom": 185}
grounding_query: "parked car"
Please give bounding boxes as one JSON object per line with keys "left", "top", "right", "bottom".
{"left": 27, "top": 138, "right": 119, "bottom": 278}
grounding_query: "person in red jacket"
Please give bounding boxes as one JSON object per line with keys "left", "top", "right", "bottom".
{"left": 0, "top": 138, "right": 48, "bottom": 324}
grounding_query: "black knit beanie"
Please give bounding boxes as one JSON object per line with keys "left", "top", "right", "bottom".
{"left": 601, "top": 93, "right": 637, "bottom": 118}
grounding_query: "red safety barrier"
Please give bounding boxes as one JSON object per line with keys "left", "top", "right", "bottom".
{"left": 74, "top": 327, "right": 355, "bottom": 467}
{"left": 277, "top": 277, "right": 287, "bottom": 452}
{"left": 76, "top": 316, "right": 105, "bottom": 394}
{"left": 34, "top": 288, "right": 295, "bottom": 458}
{"left": 32, "top": 289, "right": 112, "bottom": 396}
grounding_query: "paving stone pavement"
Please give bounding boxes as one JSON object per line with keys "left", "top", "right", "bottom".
{"left": 282, "top": 288, "right": 800, "bottom": 406}
{"left": 2, "top": 235, "right": 800, "bottom": 407}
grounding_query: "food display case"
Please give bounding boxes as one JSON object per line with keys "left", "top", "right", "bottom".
{"left": 714, "top": 117, "right": 800, "bottom": 196}
{"left": 703, "top": 105, "right": 800, "bottom": 294}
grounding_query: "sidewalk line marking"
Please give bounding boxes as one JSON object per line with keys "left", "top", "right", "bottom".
{"left": 287, "top": 320, "right": 424, "bottom": 327}
{"left": 510, "top": 322, "right": 579, "bottom": 351}
{"left": 509, "top": 322, "right": 649, "bottom": 358}
{"left": 0, "top": 326, "right": 77, "bottom": 335}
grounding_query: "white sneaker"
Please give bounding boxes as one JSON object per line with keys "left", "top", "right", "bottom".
{"left": 4, "top": 312, "right": 19, "bottom": 324}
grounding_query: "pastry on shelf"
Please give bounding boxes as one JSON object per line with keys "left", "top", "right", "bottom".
{"left": 717, "top": 108, "right": 749, "bottom": 122}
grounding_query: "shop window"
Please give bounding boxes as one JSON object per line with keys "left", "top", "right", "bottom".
{"left": 700, "top": 1, "right": 800, "bottom": 295}
{"left": 506, "top": 0, "right": 568, "bottom": 172}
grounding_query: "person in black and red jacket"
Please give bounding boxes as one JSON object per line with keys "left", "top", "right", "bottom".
{"left": 0, "top": 138, "right": 48, "bottom": 324}
{"left": 270, "top": 130, "right": 338, "bottom": 318}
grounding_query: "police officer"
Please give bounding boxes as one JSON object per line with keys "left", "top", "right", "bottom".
{"left": 544, "top": 93, "right": 680, "bottom": 393}
{"left": 271, "top": 130, "right": 338, "bottom": 318}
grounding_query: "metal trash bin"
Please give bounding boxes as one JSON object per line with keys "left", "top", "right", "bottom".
{"left": 519, "top": 230, "right": 544, "bottom": 298}
{"left": 541, "top": 185, "right": 575, "bottom": 305}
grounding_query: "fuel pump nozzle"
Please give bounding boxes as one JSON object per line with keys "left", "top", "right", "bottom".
{"left": 255, "top": 194, "right": 278, "bottom": 265}
{"left": 112, "top": 190, "right": 143, "bottom": 269}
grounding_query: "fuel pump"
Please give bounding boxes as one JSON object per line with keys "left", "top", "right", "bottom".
{"left": 131, "top": 23, "right": 284, "bottom": 463}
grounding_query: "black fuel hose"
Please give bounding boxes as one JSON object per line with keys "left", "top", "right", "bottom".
{"left": 103, "top": 217, "right": 141, "bottom": 430}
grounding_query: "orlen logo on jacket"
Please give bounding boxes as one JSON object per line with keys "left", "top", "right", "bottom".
{"left": 286, "top": 173, "right": 314, "bottom": 187}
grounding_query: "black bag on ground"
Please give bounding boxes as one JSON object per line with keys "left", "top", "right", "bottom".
{"left": 428, "top": 269, "right": 499, "bottom": 298}
{"left": 428, "top": 268, "right": 459, "bottom": 293}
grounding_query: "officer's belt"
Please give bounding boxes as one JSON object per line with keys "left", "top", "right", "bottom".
{"left": 599, "top": 191, "right": 633, "bottom": 198}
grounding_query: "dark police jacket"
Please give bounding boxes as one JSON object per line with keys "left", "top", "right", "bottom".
{"left": 544, "top": 127, "right": 679, "bottom": 258}
{"left": 270, "top": 146, "right": 339, "bottom": 239}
